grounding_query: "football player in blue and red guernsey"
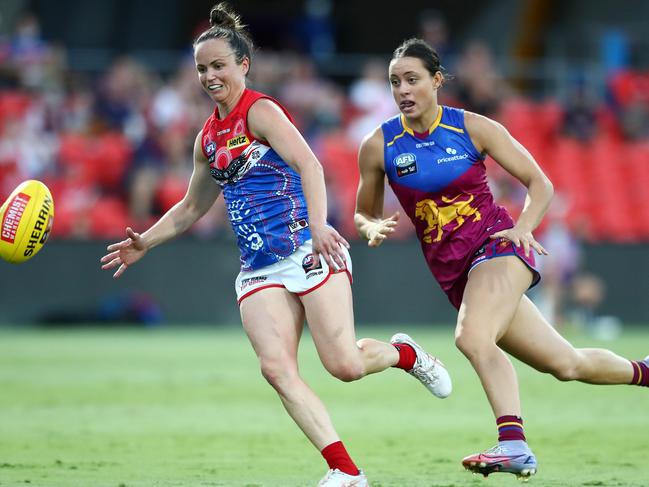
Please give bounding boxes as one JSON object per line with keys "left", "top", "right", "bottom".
{"left": 101, "top": 5, "right": 452, "bottom": 487}
{"left": 354, "top": 37, "right": 648, "bottom": 480}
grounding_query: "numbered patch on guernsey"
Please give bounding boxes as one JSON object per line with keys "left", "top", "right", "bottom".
{"left": 394, "top": 152, "right": 418, "bottom": 177}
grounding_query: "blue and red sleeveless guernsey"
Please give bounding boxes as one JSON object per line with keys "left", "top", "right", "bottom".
{"left": 201, "top": 89, "right": 311, "bottom": 271}
{"left": 383, "top": 105, "right": 533, "bottom": 309}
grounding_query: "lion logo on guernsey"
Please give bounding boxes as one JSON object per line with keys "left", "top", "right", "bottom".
{"left": 415, "top": 195, "right": 481, "bottom": 243}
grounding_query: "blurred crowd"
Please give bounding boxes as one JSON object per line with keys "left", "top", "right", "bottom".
{"left": 4, "top": 11, "right": 645, "bottom": 329}
{"left": 1, "top": 12, "right": 649, "bottom": 250}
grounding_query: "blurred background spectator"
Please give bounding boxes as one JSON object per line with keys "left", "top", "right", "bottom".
{"left": 569, "top": 272, "right": 622, "bottom": 340}
{"left": 1, "top": 1, "right": 649, "bottom": 322}
{"left": 1, "top": 0, "right": 649, "bottom": 327}
{"left": 454, "top": 40, "right": 509, "bottom": 117}
{"left": 417, "top": 8, "right": 455, "bottom": 71}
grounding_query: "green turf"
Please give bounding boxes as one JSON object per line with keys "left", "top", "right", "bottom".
{"left": 0, "top": 325, "right": 647, "bottom": 487}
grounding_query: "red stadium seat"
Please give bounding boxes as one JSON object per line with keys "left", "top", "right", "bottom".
{"left": 89, "top": 196, "right": 130, "bottom": 239}
{"left": 41, "top": 177, "right": 95, "bottom": 238}
{"left": 57, "top": 133, "right": 100, "bottom": 185}
{"left": 581, "top": 138, "right": 647, "bottom": 241}
{"left": 155, "top": 174, "right": 188, "bottom": 213}
{"left": 0, "top": 91, "right": 31, "bottom": 129}
{"left": 316, "top": 132, "right": 360, "bottom": 238}
{"left": 621, "top": 142, "right": 649, "bottom": 238}
{"left": 496, "top": 98, "right": 535, "bottom": 141}
{"left": 496, "top": 99, "right": 560, "bottom": 156}
{"left": 93, "top": 133, "right": 133, "bottom": 191}
{"left": 57, "top": 131, "right": 132, "bottom": 190}
{"left": 552, "top": 138, "right": 587, "bottom": 192}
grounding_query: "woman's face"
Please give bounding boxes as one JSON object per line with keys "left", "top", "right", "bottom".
{"left": 388, "top": 56, "right": 441, "bottom": 119}
{"left": 194, "top": 38, "right": 248, "bottom": 105}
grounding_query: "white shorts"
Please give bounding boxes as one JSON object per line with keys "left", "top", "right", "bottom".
{"left": 235, "top": 240, "right": 352, "bottom": 304}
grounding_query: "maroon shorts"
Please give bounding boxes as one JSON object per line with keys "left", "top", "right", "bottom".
{"left": 446, "top": 238, "right": 541, "bottom": 310}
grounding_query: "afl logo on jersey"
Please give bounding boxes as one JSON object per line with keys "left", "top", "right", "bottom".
{"left": 394, "top": 152, "right": 418, "bottom": 177}
{"left": 205, "top": 141, "right": 216, "bottom": 156}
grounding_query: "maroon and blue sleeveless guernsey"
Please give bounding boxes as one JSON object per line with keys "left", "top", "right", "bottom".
{"left": 382, "top": 106, "right": 518, "bottom": 308}
{"left": 201, "top": 89, "right": 311, "bottom": 271}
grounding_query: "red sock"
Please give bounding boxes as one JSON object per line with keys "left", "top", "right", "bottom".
{"left": 630, "top": 360, "right": 649, "bottom": 386}
{"left": 497, "top": 415, "right": 526, "bottom": 442}
{"left": 392, "top": 343, "right": 416, "bottom": 370}
{"left": 321, "top": 441, "right": 359, "bottom": 476}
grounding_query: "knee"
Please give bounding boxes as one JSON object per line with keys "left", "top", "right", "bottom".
{"left": 455, "top": 326, "right": 489, "bottom": 361}
{"left": 326, "top": 360, "right": 365, "bottom": 383}
{"left": 259, "top": 359, "right": 298, "bottom": 391}
{"left": 454, "top": 332, "right": 473, "bottom": 357}
{"left": 356, "top": 338, "right": 372, "bottom": 350}
{"left": 544, "top": 357, "right": 582, "bottom": 382}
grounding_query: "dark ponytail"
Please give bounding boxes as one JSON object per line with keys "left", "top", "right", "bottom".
{"left": 208, "top": 2, "right": 241, "bottom": 30}
{"left": 194, "top": 2, "right": 254, "bottom": 67}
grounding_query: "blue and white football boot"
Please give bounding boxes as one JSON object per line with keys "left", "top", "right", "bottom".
{"left": 462, "top": 440, "right": 537, "bottom": 481}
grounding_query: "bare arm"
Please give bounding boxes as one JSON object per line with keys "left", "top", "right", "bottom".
{"left": 100, "top": 132, "right": 221, "bottom": 278}
{"left": 353, "top": 127, "right": 400, "bottom": 247}
{"left": 248, "top": 98, "right": 348, "bottom": 268}
{"left": 465, "top": 111, "right": 554, "bottom": 256}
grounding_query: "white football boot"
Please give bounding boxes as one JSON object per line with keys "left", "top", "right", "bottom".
{"left": 390, "top": 333, "right": 452, "bottom": 398}
{"left": 317, "top": 468, "right": 369, "bottom": 487}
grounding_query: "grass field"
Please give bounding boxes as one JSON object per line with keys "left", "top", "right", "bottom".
{"left": 0, "top": 325, "right": 647, "bottom": 487}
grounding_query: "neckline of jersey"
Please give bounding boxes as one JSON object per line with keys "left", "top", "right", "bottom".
{"left": 400, "top": 105, "right": 443, "bottom": 138}
{"left": 214, "top": 87, "right": 248, "bottom": 121}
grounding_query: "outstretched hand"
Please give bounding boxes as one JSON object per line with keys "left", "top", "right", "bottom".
{"left": 367, "top": 212, "right": 400, "bottom": 247}
{"left": 100, "top": 227, "right": 148, "bottom": 278}
{"left": 490, "top": 226, "right": 548, "bottom": 257}
{"left": 309, "top": 224, "right": 350, "bottom": 271}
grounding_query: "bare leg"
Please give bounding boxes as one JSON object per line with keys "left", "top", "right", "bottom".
{"left": 456, "top": 255, "right": 635, "bottom": 418}
{"left": 454, "top": 256, "right": 532, "bottom": 417}
{"left": 240, "top": 287, "right": 340, "bottom": 449}
{"left": 300, "top": 273, "right": 399, "bottom": 379}
{"left": 499, "top": 294, "right": 634, "bottom": 384}
{"left": 456, "top": 256, "right": 636, "bottom": 480}
{"left": 457, "top": 257, "right": 540, "bottom": 479}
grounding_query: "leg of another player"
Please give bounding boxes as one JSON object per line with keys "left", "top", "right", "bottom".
{"left": 302, "top": 272, "right": 453, "bottom": 400}
{"left": 299, "top": 273, "right": 399, "bottom": 379}
{"left": 456, "top": 257, "right": 538, "bottom": 478}
{"left": 240, "top": 285, "right": 369, "bottom": 485}
{"left": 498, "top": 294, "right": 635, "bottom": 384}
{"left": 455, "top": 256, "right": 533, "bottom": 418}
{"left": 240, "top": 287, "right": 340, "bottom": 449}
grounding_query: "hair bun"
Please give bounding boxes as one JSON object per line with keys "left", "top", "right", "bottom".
{"left": 209, "top": 2, "right": 243, "bottom": 30}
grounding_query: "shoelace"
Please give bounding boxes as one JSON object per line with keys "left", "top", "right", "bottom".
{"left": 319, "top": 470, "right": 347, "bottom": 482}
{"left": 482, "top": 445, "right": 531, "bottom": 458}
{"left": 318, "top": 470, "right": 334, "bottom": 485}
{"left": 411, "top": 356, "right": 441, "bottom": 386}
{"left": 483, "top": 445, "right": 505, "bottom": 456}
